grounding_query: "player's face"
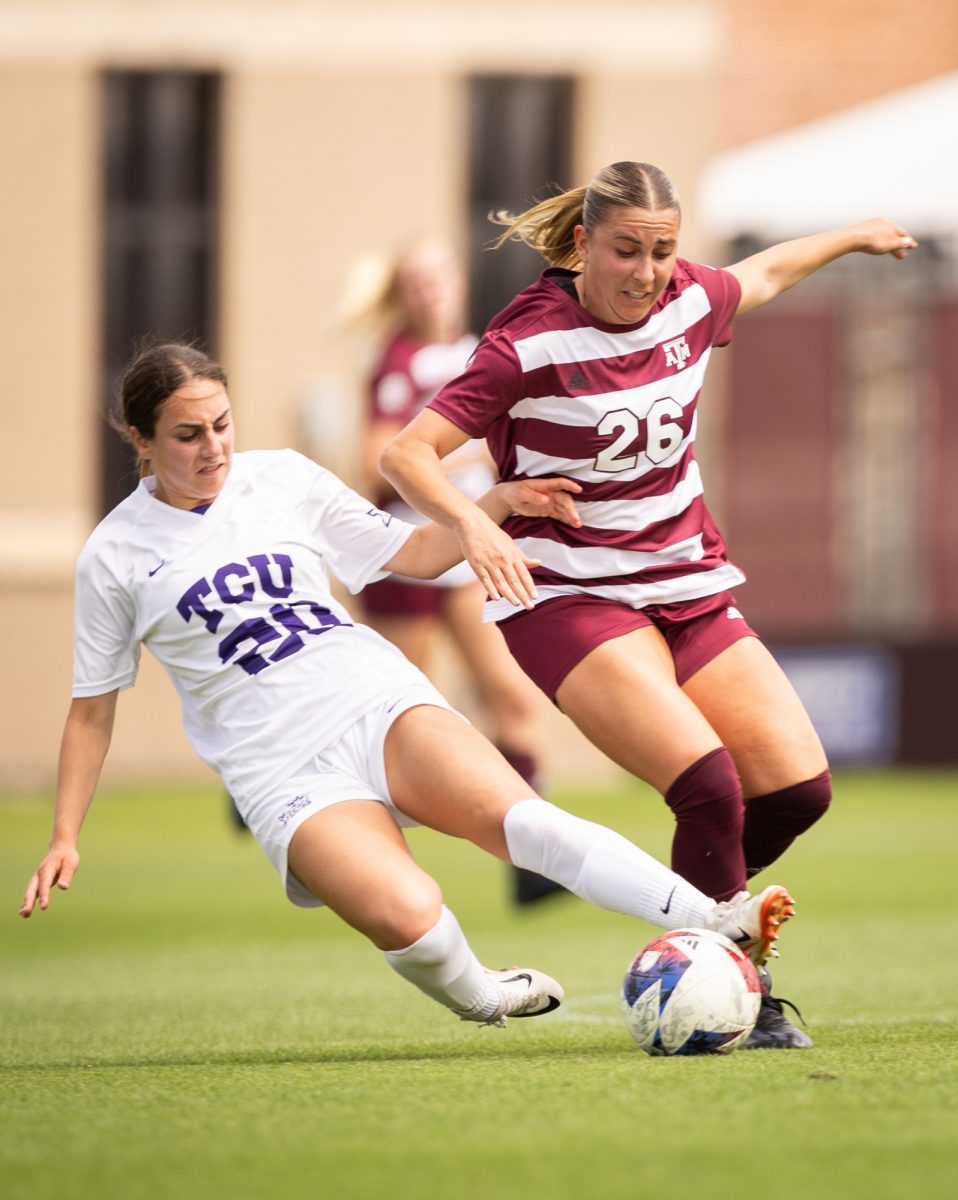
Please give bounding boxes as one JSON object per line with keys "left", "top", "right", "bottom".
{"left": 395, "top": 242, "right": 464, "bottom": 337}
{"left": 573, "top": 207, "right": 680, "bottom": 325}
{"left": 132, "top": 377, "right": 234, "bottom": 510}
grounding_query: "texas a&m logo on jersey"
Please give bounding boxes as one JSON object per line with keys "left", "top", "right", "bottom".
{"left": 663, "top": 336, "right": 691, "bottom": 371}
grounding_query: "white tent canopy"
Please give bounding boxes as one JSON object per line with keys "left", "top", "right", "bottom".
{"left": 698, "top": 72, "right": 958, "bottom": 241}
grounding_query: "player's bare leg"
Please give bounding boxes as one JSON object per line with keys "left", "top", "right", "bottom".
{"left": 287, "top": 801, "right": 561, "bottom": 1025}
{"left": 682, "top": 637, "right": 827, "bottom": 796}
{"left": 383, "top": 709, "right": 520, "bottom": 857}
{"left": 288, "top": 800, "right": 442, "bottom": 948}
{"left": 555, "top": 624, "right": 723, "bottom": 793}
{"left": 383, "top": 706, "right": 793, "bottom": 949}
{"left": 555, "top": 626, "right": 749, "bottom": 901}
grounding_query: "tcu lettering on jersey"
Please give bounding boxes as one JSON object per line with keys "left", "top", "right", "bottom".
{"left": 176, "top": 551, "right": 352, "bottom": 676}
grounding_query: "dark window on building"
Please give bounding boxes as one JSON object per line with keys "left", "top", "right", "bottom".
{"left": 99, "top": 71, "right": 220, "bottom": 515}
{"left": 467, "top": 76, "right": 574, "bottom": 334}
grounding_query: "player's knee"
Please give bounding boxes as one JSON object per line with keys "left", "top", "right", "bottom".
{"left": 370, "top": 882, "right": 444, "bottom": 952}
{"left": 789, "top": 769, "right": 832, "bottom": 825}
{"left": 746, "top": 769, "right": 832, "bottom": 836}
{"left": 665, "top": 747, "right": 744, "bottom": 817}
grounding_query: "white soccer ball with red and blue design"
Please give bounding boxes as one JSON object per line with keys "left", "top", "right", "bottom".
{"left": 622, "top": 928, "right": 762, "bottom": 1056}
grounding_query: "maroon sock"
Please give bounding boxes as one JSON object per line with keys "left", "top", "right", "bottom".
{"left": 498, "top": 745, "right": 566, "bottom": 904}
{"left": 743, "top": 770, "right": 832, "bottom": 877}
{"left": 664, "top": 747, "right": 746, "bottom": 902}
{"left": 498, "top": 746, "right": 540, "bottom": 794}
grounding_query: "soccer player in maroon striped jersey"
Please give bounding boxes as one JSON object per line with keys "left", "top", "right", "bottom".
{"left": 381, "top": 161, "right": 918, "bottom": 1048}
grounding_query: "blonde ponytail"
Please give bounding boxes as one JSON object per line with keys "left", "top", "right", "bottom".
{"left": 491, "top": 162, "right": 680, "bottom": 268}
{"left": 491, "top": 186, "right": 588, "bottom": 269}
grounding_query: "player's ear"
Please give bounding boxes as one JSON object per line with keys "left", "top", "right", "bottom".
{"left": 573, "top": 224, "right": 589, "bottom": 262}
{"left": 129, "top": 426, "right": 150, "bottom": 460}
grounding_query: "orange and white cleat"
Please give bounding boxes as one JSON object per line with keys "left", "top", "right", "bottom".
{"left": 704, "top": 885, "right": 795, "bottom": 966}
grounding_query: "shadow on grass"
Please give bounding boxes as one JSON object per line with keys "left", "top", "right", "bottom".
{"left": 4, "top": 1036, "right": 630, "bottom": 1073}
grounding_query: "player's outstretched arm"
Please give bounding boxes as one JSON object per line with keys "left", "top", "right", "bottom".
{"left": 382, "top": 408, "right": 572, "bottom": 608}
{"left": 383, "top": 475, "right": 582, "bottom": 610}
{"left": 20, "top": 691, "right": 118, "bottom": 918}
{"left": 727, "top": 218, "right": 918, "bottom": 315}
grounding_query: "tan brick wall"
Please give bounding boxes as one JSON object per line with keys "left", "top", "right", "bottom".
{"left": 719, "top": 0, "right": 958, "bottom": 146}
{"left": 6, "top": 0, "right": 953, "bottom": 787}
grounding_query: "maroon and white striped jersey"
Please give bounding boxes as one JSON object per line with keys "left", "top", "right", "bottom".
{"left": 429, "top": 261, "right": 747, "bottom": 621}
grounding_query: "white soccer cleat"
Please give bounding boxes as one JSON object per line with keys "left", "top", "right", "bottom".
{"left": 471, "top": 966, "right": 565, "bottom": 1028}
{"left": 704, "top": 885, "right": 795, "bottom": 966}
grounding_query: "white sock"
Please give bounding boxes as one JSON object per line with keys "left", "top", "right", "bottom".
{"left": 383, "top": 905, "right": 501, "bottom": 1021}
{"left": 503, "top": 797, "right": 716, "bottom": 929}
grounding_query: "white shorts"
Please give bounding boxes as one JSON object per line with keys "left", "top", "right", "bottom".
{"left": 244, "top": 682, "right": 462, "bottom": 908}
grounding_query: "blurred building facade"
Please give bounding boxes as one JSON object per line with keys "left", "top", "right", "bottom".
{"left": 1, "top": 0, "right": 955, "bottom": 786}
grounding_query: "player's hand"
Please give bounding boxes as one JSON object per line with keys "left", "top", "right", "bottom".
{"left": 20, "top": 843, "right": 80, "bottom": 918}
{"left": 499, "top": 476, "right": 583, "bottom": 527}
{"left": 456, "top": 509, "right": 543, "bottom": 610}
{"left": 853, "top": 218, "right": 918, "bottom": 259}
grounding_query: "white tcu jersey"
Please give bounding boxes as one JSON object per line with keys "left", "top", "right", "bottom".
{"left": 72, "top": 449, "right": 424, "bottom": 805}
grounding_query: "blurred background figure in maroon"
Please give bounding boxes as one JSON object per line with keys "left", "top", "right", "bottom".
{"left": 357, "top": 236, "right": 565, "bottom": 906}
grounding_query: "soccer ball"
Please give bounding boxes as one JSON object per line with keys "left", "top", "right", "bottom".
{"left": 622, "top": 928, "right": 762, "bottom": 1056}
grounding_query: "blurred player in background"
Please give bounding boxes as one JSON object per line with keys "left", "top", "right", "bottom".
{"left": 19, "top": 340, "right": 796, "bottom": 1030}
{"left": 357, "top": 237, "right": 563, "bottom": 905}
{"left": 381, "top": 160, "right": 918, "bottom": 1048}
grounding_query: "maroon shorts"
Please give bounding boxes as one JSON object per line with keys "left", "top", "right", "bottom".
{"left": 361, "top": 575, "right": 446, "bottom": 618}
{"left": 499, "top": 591, "right": 758, "bottom": 703}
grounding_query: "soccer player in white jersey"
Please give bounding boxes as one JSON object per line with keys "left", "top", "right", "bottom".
{"left": 20, "top": 341, "right": 796, "bottom": 1030}
{"left": 381, "top": 161, "right": 918, "bottom": 1047}
{"left": 357, "top": 236, "right": 563, "bottom": 905}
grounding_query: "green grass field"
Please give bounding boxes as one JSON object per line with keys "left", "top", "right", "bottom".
{"left": 3, "top": 770, "right": 956, "bottom": 1200}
